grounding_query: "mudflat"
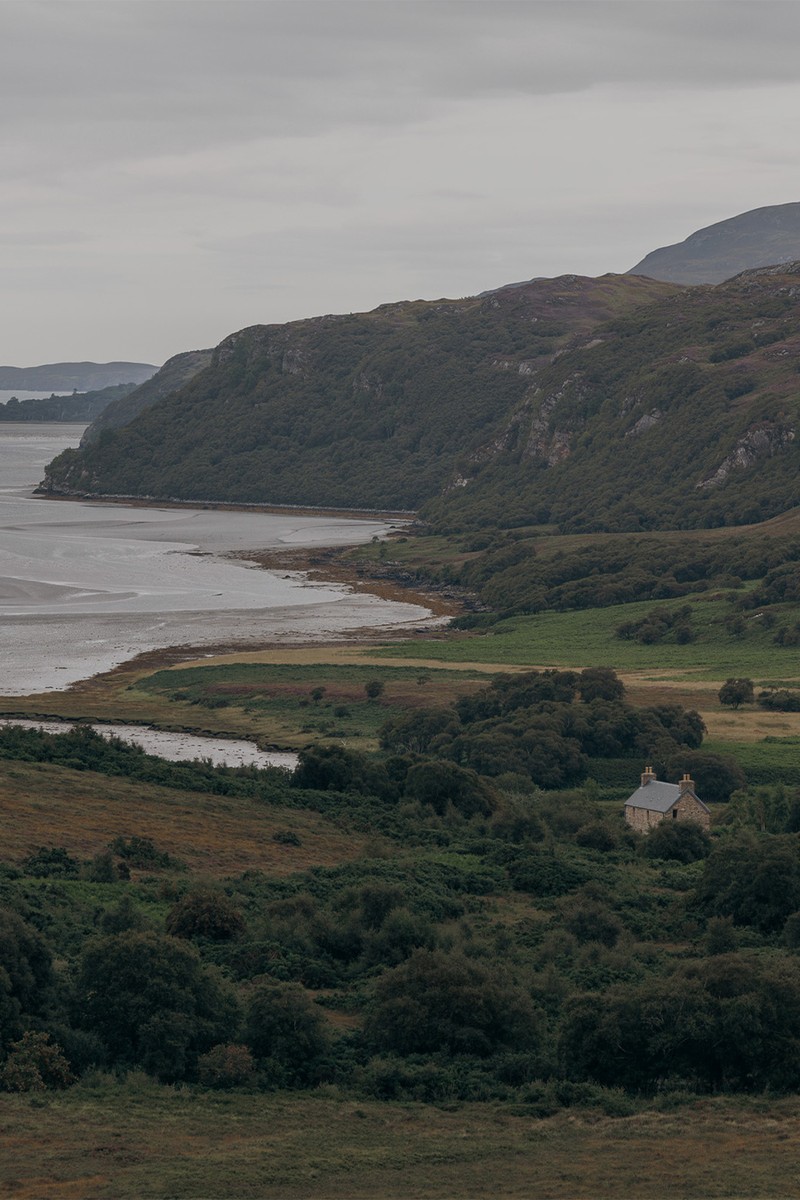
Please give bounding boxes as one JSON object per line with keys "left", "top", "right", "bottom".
{"left": 0, "top": 424, "right": 433, "bottom": 694}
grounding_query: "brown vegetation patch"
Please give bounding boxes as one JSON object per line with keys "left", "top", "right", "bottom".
{"left": 0, "top": 761, "right": 369, "bottom": 876}
{"left": 2, "top": 1090, "right": 800, "bottom": 1199}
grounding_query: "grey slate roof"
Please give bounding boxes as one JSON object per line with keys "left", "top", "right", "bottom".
{"left": 625, "top": 780, "right": 708, "bottom": 814}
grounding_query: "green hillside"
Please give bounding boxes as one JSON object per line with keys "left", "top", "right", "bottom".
{"left": 0, "top": 383, "right": 137, "bottom": 423}
{"left": 40, "top": 263, "right": 800, "bottom": 535}
{"left": 40, "top": 274, "right": 675, "bottom": 510}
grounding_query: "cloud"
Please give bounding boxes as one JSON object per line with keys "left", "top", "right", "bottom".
{"left": 2, "top": 2, "right": 800, "bottom": 362}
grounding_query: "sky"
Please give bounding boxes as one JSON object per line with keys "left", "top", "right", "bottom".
{"left": 2, "top": 0, "right": 800, "bottom": 367}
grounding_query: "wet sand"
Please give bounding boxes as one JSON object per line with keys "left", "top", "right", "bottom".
{"left": 0, "top": 424, "right": 437, "bottom": 695}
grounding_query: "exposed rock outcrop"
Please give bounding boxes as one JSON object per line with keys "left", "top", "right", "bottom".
{"left": 697, "top": 421, "right": 796, "bottom": 489}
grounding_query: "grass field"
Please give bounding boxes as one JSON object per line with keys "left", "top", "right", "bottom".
{"left": 377, "top": 594, "right": 800, "bottom": 679}
{"left": 3, "top": 1081, "right": 800, "bottom": 1200}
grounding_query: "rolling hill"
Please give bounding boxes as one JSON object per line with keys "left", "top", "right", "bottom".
{"left": 0, "top": 360, "right": 158, "bottom": 391}
{"left": 628, "top": 202, "right": 800, "bottom": 285}
{"left": 40, "top": 262, "right": 800, "bottom": 533}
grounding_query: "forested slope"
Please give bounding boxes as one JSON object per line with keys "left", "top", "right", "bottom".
{"left": 41, "top": 263, "right": 800, "bottom": 533}
{"left": 40, "top": 274, "right": 675, "bottom": 511}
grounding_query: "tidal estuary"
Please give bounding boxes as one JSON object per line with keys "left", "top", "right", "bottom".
{"left": 0, "top": 424, "right": 432, "bottom": 695}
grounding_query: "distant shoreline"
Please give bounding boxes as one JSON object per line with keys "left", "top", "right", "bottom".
{"left": 35, "top": 488, "right": 417, "bottom": 522}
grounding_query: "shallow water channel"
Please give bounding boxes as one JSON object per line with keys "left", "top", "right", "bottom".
{"left": 0, "top": 718, "right": 298, "bottom": 771}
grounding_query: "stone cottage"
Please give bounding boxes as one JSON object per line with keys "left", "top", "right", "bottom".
{"left": 624, "top": 766, "right": 711, "bottom": 832}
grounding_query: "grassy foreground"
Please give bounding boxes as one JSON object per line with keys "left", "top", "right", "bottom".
{"left": 3, "top": 1082, "right": 800, "bottom": 1200}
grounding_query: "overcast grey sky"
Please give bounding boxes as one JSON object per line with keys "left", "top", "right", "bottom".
{"left": 2, "top": 0, "right": 799, "bottom": 366}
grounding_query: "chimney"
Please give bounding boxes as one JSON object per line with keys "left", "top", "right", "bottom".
{"left": 679, "top": 773, "right": 694, "bottom": 796}
{"left": 641, "top": 765, "right": 656, "bottom": 787}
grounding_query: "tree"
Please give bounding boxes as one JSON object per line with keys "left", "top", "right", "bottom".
{"left": 579, "top": 667, "right": 624, "bottom": 703}
{"left": 75, "top": 931, "right": 239, "bottom": 1079}
{"left": 694, "top": 833, "right": 800, "bottom": 933}
{"left": 718, "top": 678, "right": 754, "bottom": 709}
{"left": 365, "top": 679, "right": 385, "bottom": 701}
{"left": 560, "top": 953, "right": 800, "bottom": 1093}
{"left": 402, "top": 759, "right": 496, "bottom": 818}
{"left": 666, "top": 751, "right": 745, "bottom": 803}
{"left": 364, "top": 949, "right": 541, "bottom": 1057}
{"left": 0, "top": 908, "right": 53, "bottom": 1047}
{"left": 245, "top": 981, "right": 330, "bottom": 1082}
{"left": 642, "top": 819, "right": 711, "bottom": 863}
{"left": 166, "top": 888, "right": 245, "bottom": 941}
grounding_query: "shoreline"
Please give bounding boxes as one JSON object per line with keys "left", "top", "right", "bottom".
{"left": 34, "top": 488, "right": 417, "bottom": 522}
{"left": 0, "top": 541, "right": 461, "bottom": 724}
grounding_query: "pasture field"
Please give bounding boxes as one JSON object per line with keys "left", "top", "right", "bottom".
{"left": 376, "top": 594, "right": 800, "bottom": 679}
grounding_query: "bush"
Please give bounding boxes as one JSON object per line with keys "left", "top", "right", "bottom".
{"left": 197, "top": 1043, "right": 257, "bottom": 1088}
{"left": 403, "top": 760, "right": 496, "bottom": 818}
{"left": 75, "top": 931, "right": 240, "bottom": 1079}
{"left": 561, "top": 953, "right": 800, "bottom": 1093}
{"left": 22, "top": 846, "right": 79, "bottom": 878}
{"left": 0, "top": 908, "right": 53, "bottom": 1045}
{"left": 0, "top": 1032, "right": 73, "bottom": 1092}
{"left": 718, "top": 678, "right": 754, "bottom": 709}
{"left": 245, "top": 981, "right": 330, "bottom": 1083}
{"left": 642, "top": 820, "right": 711, "bottom": 864}
{"left": 694, "top": 833, "right": 800, "bottom": 933}
{"left": 365, "top": 949, "right": 541, "bottom": 1058}
{"left": 666, "top": 752, "right": 745, "bottom": 804}
{"left": 84, "top": 851, "right": 122, "bottom": 882}
{"left": 575, "top": 821, "right": 618, "bottom": 852}
{"left": 110, "top": 836, "right": 176, "bottom": 869}
{"left": 166, "top": 889, "right": 245, "bottom": 941}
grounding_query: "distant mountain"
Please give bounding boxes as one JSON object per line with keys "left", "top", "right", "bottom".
{"left": 0, "top": 361, "right": 159, "bottom": 392}
{"left": 628, "top": 202, "right": 800, "bottom": 284}
{"left": 0, "top": 384, "right": 137, "bottom": 423}
{"left": 80, "top": 350, "right": 213, "bottom": 445}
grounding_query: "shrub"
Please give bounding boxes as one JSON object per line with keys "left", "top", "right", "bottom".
{"left": 642, "top": 820, "right": 711, "bottom": 863}
{"left": 22, "top": 846, "right": 79, "bottom": 878}
{"left": 0, "top": 1032, "right": 73, "bottom": 1092}
{"left": 272, "top": 829, "right": 302, "bottom": 846}
{"left": 718, "top": 678, "right": 754, "bottom": 709}
{"left": 403, "top": 760, "right": 496, "bottom": 818}
{"left": 561, "top": 953, "right": 800, "bottom": 1093}
{"left": 245, "top": 981, "right": 330, "bottom": 1083}
{"left": 365, "top": 949, "right": 541, "bottom": 1058}
{"left": 695, "top": 833, "right": 800, "bottom": 933}
{"left": 75, "top": 931, "right": 240, "bottom": 1079}
{"left": 575, "top": 821, "right": 618, "bottom": 852}
{"left": 110, "top": 836, "right": 175, "bottom": 869}
{"left": 197, "top": 1043, "right": 257, "bottom": 1088}
{"left": 84, "top": 851, "right": 121, "bottom": 882}
{"left": 0, "top": 908, "right": 53, "bottom": 1045}
{"left": 166, "top": 889, "right": 245, "bottom": 941}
